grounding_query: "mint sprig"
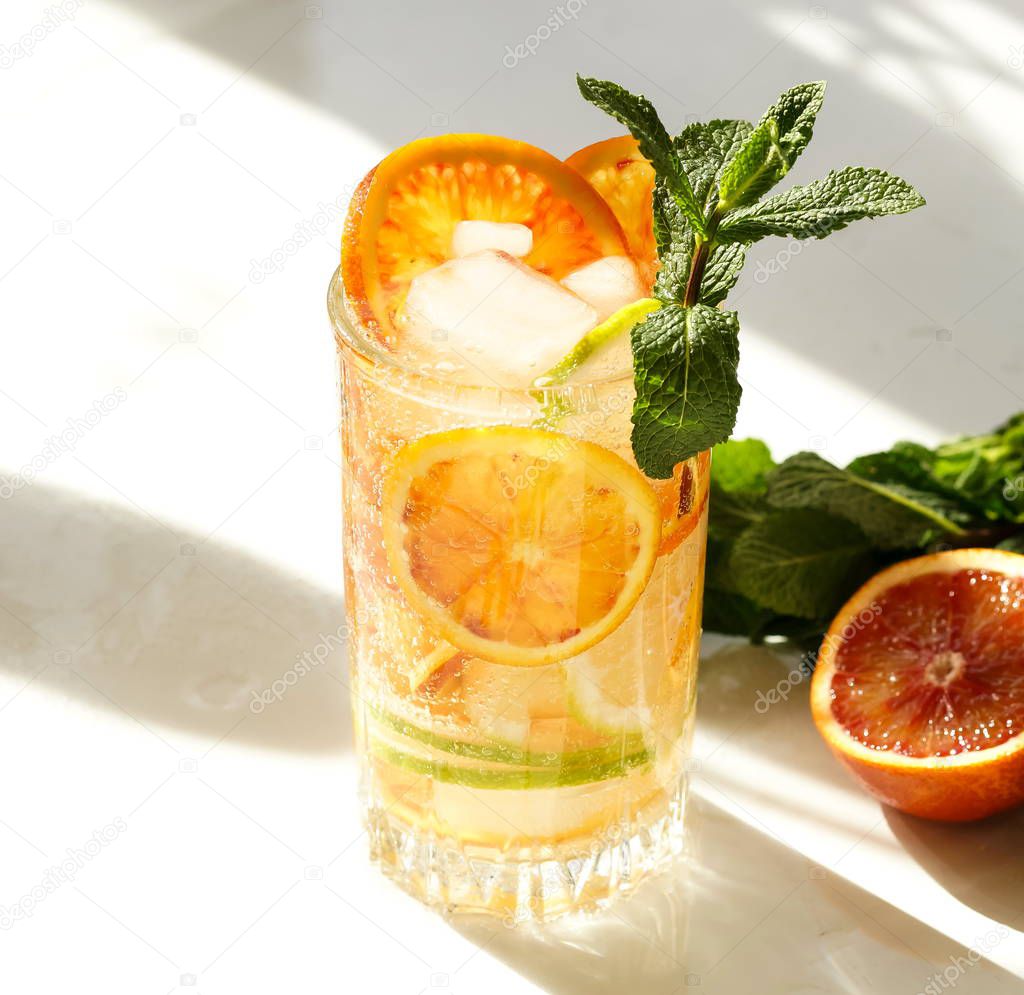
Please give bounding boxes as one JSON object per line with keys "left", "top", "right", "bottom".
{"left": 704, "top": 416, "right": 1024, "bottom": 643}
{"left": 576, "top": 76, "right": 925, "bottom": 478}
{"left": 766, "top": 451, "right": 971, "bottom": 548}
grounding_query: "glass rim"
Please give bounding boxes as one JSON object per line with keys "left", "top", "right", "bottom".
{"left": 327, "top": 265, "right": 635, "bottom": 397}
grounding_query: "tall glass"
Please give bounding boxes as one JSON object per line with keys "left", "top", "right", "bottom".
{"left": 329, "top": 268, "right": 708, "bottom": 921}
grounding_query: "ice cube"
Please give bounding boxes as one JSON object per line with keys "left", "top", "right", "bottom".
{"left": 559, "top": 256, "right": 644, "bottom": 321}
{"left": 451, "top": 220, "right": 533, "bottom": 259}
{"left": 399, "top": 250, "right": 599, "bottom": 387}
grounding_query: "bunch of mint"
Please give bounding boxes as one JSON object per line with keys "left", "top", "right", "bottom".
{"left": 577, "top": 77, "right": 926, "bottom": 477}
{"left": 704, "top": 415, "right": 1024, "bottom": 643}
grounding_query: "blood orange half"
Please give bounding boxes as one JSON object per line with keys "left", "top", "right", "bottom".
{"left": 811, "top": 548, "right": 1024, "bottom": 821}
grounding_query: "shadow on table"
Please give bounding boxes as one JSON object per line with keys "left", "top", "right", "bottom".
{"left": 0, "top": 481, "right": 350, "bottom": 755}
{"left": 451, "top": 794, "right": 1023, "bottom": 995}
{"left": 698, "top": 640, "right": 1024, "bottom": 944}
{"left": 886, "top": 807, "right": 1024, "bottom": 928}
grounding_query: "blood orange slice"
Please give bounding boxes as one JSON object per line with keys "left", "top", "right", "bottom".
{"left": 811, "top": 548, "right": 1024, "bottom": 821}
{"left": 380, "top": 426, "right": 661, "bottom": 667}
{"left": 565, "top": 136, "right": 656, "bottom": 290}
{"left": 342, "top": 135, "right": 630, "bottom": 341}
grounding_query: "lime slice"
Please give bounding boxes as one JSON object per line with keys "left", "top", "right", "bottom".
{"left": 533, "top": 297, "right": 660, "bottom": 387}
{"left": 373, "top": 650, "right": 654, "bottom": 772}
{"left": 565, "top": 554, "right": 700, "bottom": 737}
{"left": 567, "top": 662, "right": 696, "bottom": 740}
{"left": 370, "top": 739, "right": 651, "bottom": 789}
{"left": 368, "top": 706, "right": 646, "bottom": 769}
{"left": 566, "top": 660, "right": 655, "bottom": 736}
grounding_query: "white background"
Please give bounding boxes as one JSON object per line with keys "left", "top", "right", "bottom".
{"left": 2, "top": 0, "right": 1023, "bottom": 992}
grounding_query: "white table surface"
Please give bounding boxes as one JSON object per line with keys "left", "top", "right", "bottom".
{"left": 2, "top": 0, "right": 1024, "bottom": 991}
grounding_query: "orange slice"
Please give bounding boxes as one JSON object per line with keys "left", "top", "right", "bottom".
{"left": 565, "top": 136, "right": 656, "bottom": 290}
{"left": 652, "top": 451, "right": 711, "bottom": 555}
{"left": 342, "top": 135, "right": 630, "bottom": 341}
{"left": 811, "top": 548, "right": 1024, "bottom": 821}
{"left": 381, "top": 426, "right": 661, "bottom": 666}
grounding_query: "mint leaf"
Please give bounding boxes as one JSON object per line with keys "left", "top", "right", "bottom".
{"left": 652, "top": 124, "right": 752, "bottom": 303}
{"left": 577, "top": 76, "right": 706, "bottom": 234}
{"left": 706, "top": 535, "right": 743, "bottom": 591}
{"left": 700, "top": 242, "right": 746, "bottom": 305}
{"left": 704, "top": 416, "right": 1024, "bottom": 640}
{"left": 759, "top": 81, "right": 825, "bottom": 165}
{"left": 651, "top": 180, "right": 695, "bottom": 302}
{"left": 847, "top": 447, "right": 984, "bottom": 515}
{"left": 630, "top": 304, "right": 741, "bottom": 477}
{"left": 651, "top": 179, "right": 683, "bottom": 258}
{"left": 702, "top": 586, "right": 773, "bottom": 638}
{"left": 730, "top": 509, "right": 872, "bottom": 618}
{"left": 676, "top": 119, "right": 753, "bottom": 211}
{"left": 855, "top": 441, "right": 1016, "bottom": 520}
{"left": 575, "top": 76, "right": 924, "bottom": 494}
{"left": 707, "top": 440, "right": 773, "bottom": 562}
{"left": 716, "top": 83, "right": 825, "bottom": 211}
{"left": 767, "top": 451, "right": 970, "bottom": 548}
{"left": 713, "top": 438, "right": 775, "bottom": 493}
{"left": 717, "top": 118, "right": 783, "bottom": 210}
{"left": 708, "top": 489, "right": 766, "bottom": 540}
{"left": 928, "top": 417, "right": 1024, "bottom": 522}
{"left": 718, "top": 167, "right": 925, "bottom": 243}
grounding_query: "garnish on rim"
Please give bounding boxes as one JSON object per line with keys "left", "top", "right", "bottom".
{"left": 340, "top": 134, "right": 629, "bottom": 344}
{"left": 575, "top": 76, "right": 925, "bottom": 478}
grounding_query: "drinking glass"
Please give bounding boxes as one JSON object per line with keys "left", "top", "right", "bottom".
{"left": 329, "top": 267, "right": 708, "bottom": 921}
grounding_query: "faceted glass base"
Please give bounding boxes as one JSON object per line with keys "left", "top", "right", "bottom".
{"left": 365, "top": 777, "right": 689, "bottom": 923}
